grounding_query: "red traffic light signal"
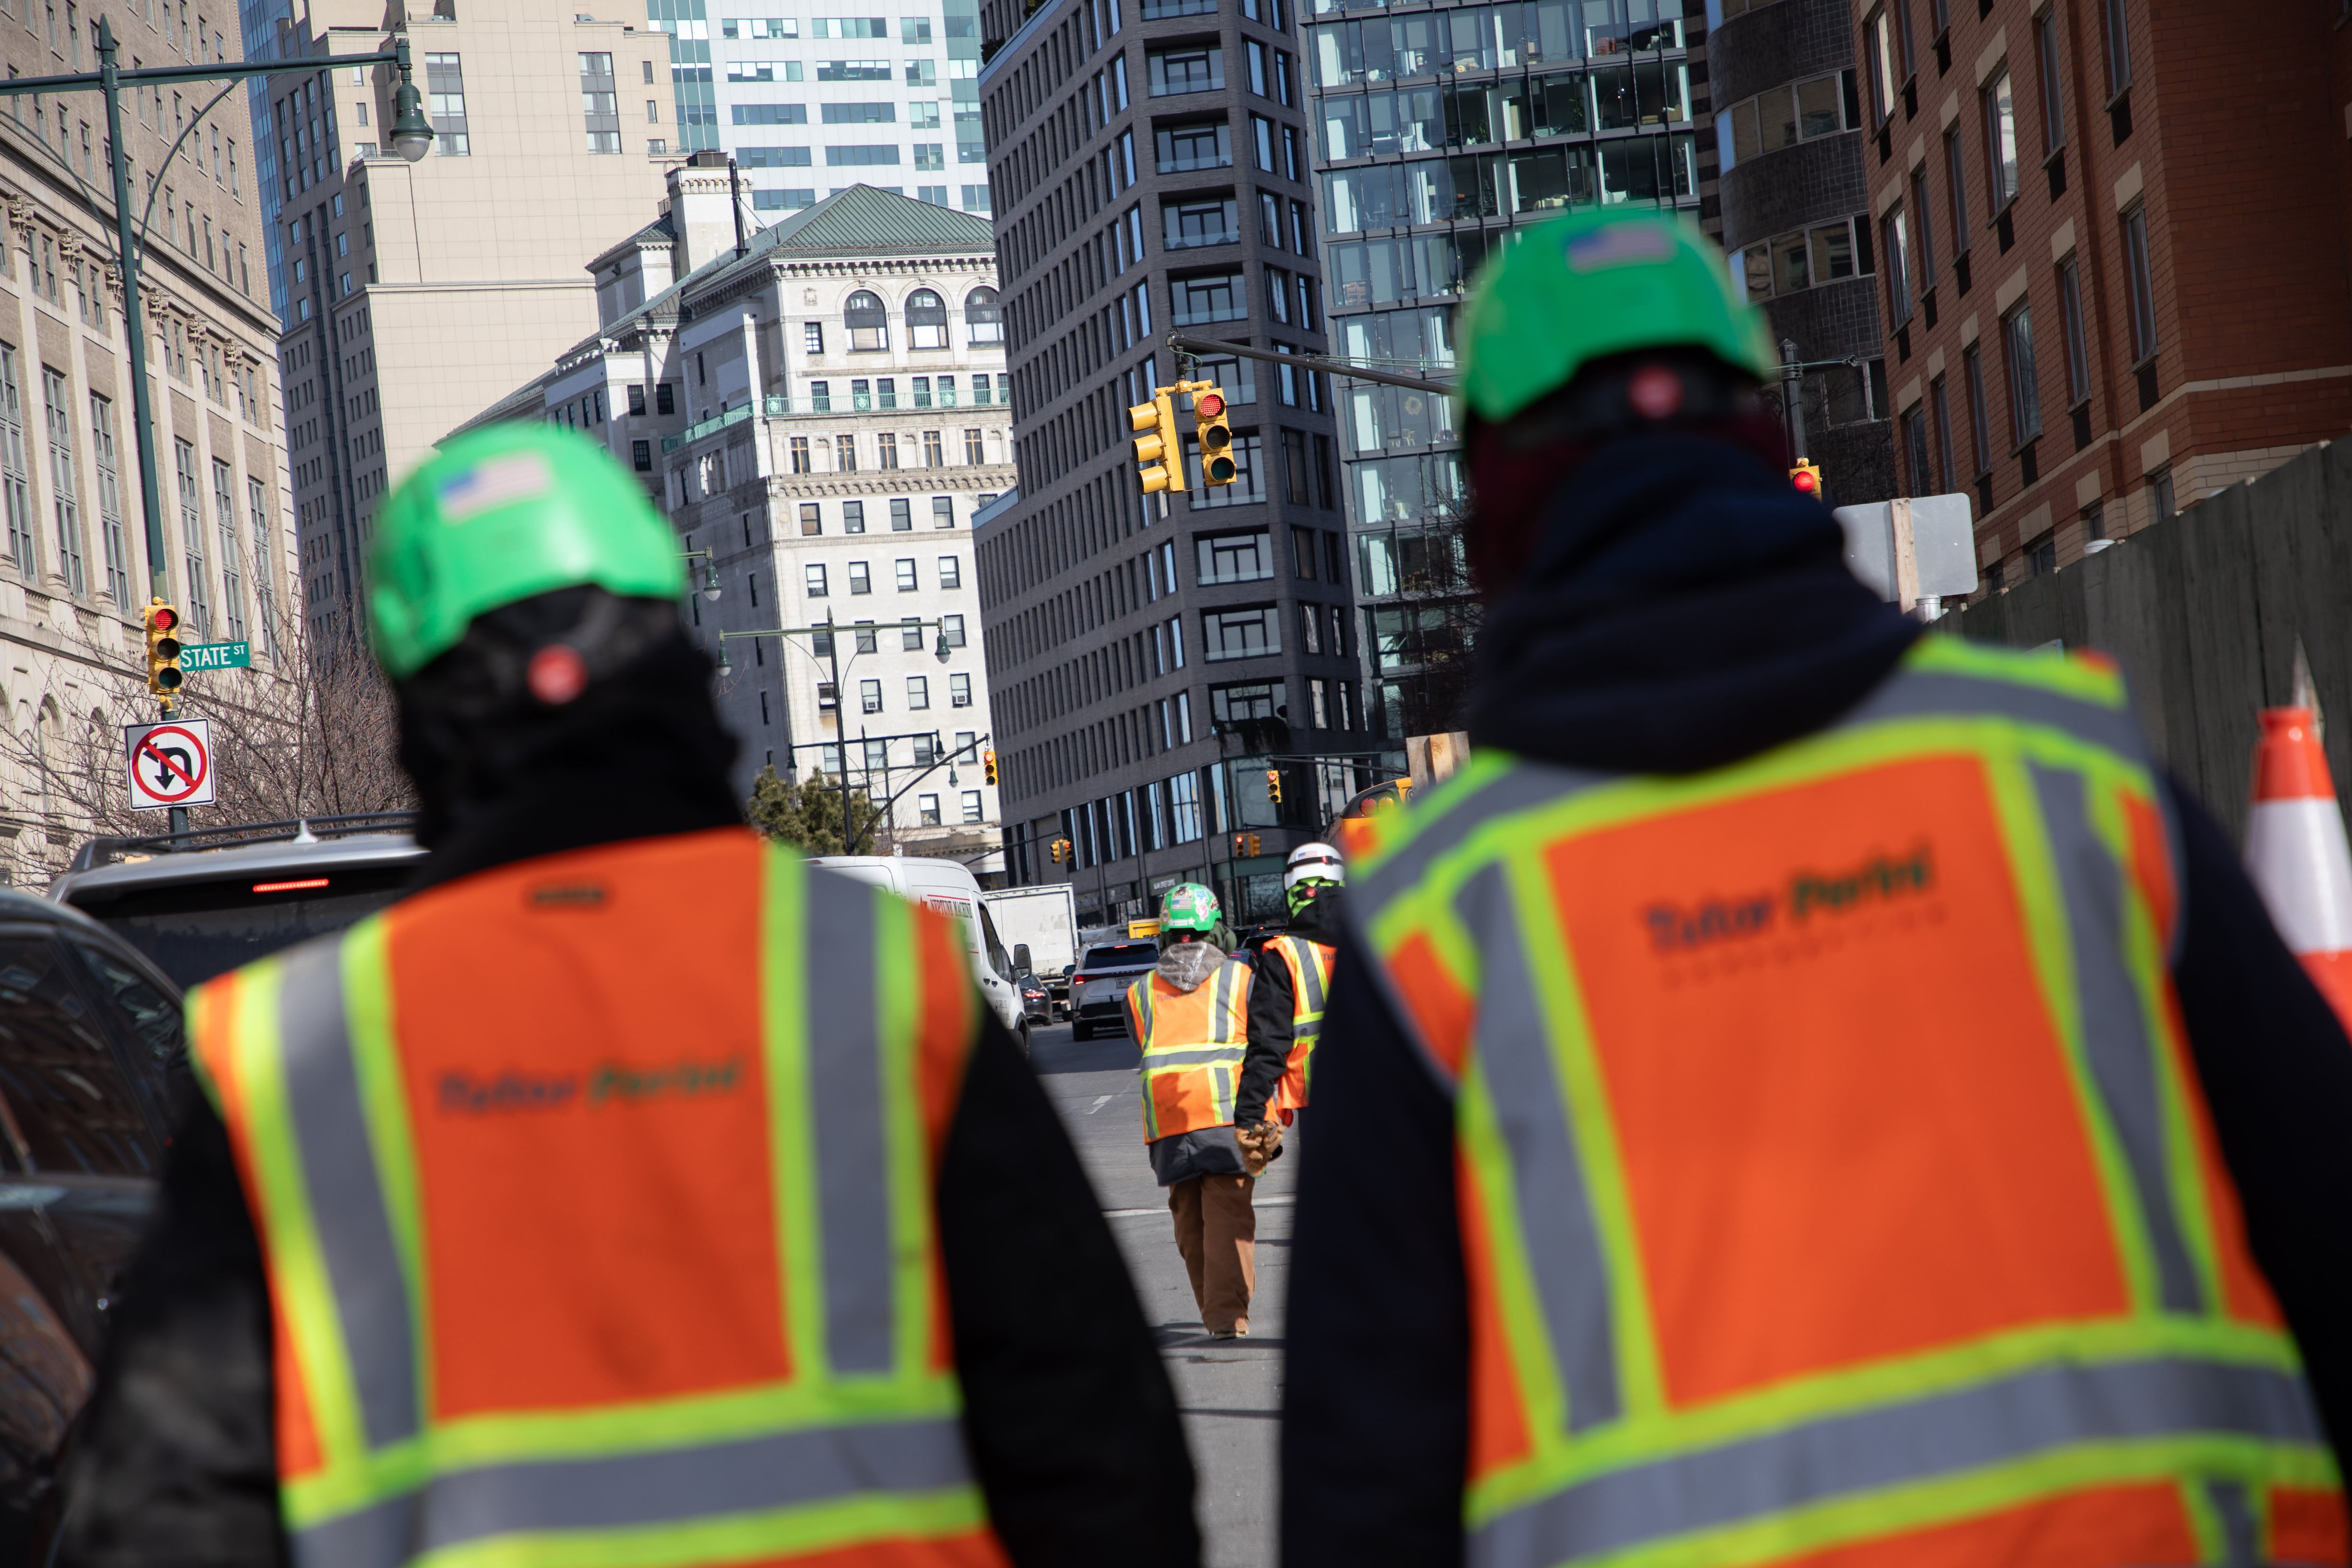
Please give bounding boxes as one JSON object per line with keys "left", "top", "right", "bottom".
{"left": 150, "top": 604, "right": 177, "bottom": 632}
{"left": 1195, "top": 390, "right": 1226, "bottom": 419}
{"left": 1789, "top": 460, "right": 1823, "bottom": 495}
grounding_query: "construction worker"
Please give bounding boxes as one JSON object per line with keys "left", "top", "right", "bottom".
{"left": 58, "top": 425, "right": 1199, "bottom": 1568}
{"left": 1283, "top": 208, "right": 2352, "bottom": 1567}
{"left": 1233, "top": 841, "right": 1343, "bottom": 1135}
{"left": 1125, "top": 883, "right": 1263, "bottom": 1340}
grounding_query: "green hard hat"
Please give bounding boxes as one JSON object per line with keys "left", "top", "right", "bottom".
{"left": 1160, "top": 882, "right": 1222, "bottom": 934}
{"left": 369, "top": 423, "right": 684, "bottom": 680}
{"left": 1458, "top": 209, "right": 1778, "bottom": 426}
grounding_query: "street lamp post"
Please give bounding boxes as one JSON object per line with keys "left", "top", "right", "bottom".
{"left": 0, "top": 25, "right": 434, "bottom": 603}
{"left": 717, "top": 618, "right": 957, "bottom": 854}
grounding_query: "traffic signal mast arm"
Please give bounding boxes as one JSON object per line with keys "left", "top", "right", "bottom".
{"left": 1163, "top": 332, "right": 1455, "bottom": 395}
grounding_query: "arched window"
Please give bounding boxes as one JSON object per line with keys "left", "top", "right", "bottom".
{"left": 965, "top": 286, "right": 1003, "bottom": 345}
{"left": 844, "top": 290, "right": 889, "bottom": 352}
{"left": 906, "top": 289, "right": 949, "bottom": 349}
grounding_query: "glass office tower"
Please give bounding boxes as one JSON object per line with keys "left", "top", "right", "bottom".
{"left": 1306, "top": 0, "right": 1699, "bottom": 736}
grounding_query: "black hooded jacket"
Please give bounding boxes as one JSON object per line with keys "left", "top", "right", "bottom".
{"left": 1281, "top": 436, "right": 2352, "bottom": 1566}
{"left": 57, "top": 634, "right": 1199, "bottom": 1568}
{"left": 1235, "top": 889, "right": 1343, "bottom": 1128}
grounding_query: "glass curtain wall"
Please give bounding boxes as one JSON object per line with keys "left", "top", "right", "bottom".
{"left": 1308, "top": 0, "right": 1697, "bottom": 737}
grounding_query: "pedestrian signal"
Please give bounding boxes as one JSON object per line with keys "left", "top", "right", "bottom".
{"left": 1264, "top": 767, "right": 1282, "bottom": 805}
{"left": 1130, "top": 392, "right": 1183, "bottom": 495}
{"left": 143, "top": 600, "right": 183, "bottom": 704}
{"left": 982, "top": 748, "right": 999, "bottom": 785}
{"left": 1789, "top": 459, "right": 1823, "bottom": 496}
{"left": 1195, "top": 385, "right": 1236, "bottom": 487}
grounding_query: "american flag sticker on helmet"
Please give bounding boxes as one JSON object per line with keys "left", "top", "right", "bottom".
{"left": 436, "top": 452, "right": 554, "bottom": 523}
{"left": 1564, "top": 223, "right": 1676, "bottom": 272}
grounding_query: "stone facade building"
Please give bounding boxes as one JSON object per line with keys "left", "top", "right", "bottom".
{"left": 0, "top": 0, "right": 296, "bottom": 878}
{"left": 464, "top": 179, "right": 1016, "bottom": 862}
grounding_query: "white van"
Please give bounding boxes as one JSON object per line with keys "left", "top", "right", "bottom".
{"left": 809, "top": 855, "right": 1030, "bottom": 1052}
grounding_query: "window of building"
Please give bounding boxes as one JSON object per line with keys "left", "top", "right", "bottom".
{"left": 791, "top": 436, "right": 811, "bottom": 472}
{"left": 1157, "top": 118, "right": 1231, "bottom": 174}
{"left": 1982, "top": 69, "right": 2017, "bottom": 210}
{"left": 964, "top": 286, "right": 1001, "bottom": 344}
{"left": 2058, "top": 256, "right": 2090, "bottom": 406}
{"left": 890, "top": 498, "right": 913, "bottom": 531}
{"left": 844, "top": 500, "right": 866, "bottom": 533}
{"left": 906, "top": 288, "right": 948, "bottom": 348}
{"left": 579, "top": 51, "right": 620, "bottom": 152}
{"left": 848, "top": 561, "right": 871, "bottom": 593}
{"left": 2150, "top": 465, "right": 2174, "bottom": 522}
{"left": 1171, "top": 270, "right": 1245, "bottom": 326}
{"left": 424, "top": 52, "right": 470, "bottom": 155}
{"left": 1963, "top": 344, "right": 1991, "bottom": 477}
{"left": 804, "top": 322, "right": 825, "bottom": 355}
{"left": 922, "top": 430, "right": 943, "bottom": 467}
{"left": 836, "top": 434, "right": 857, "bottom": 471}
{"left": 2102, "top": 0, "right": 2131, "bottom": 95}
{"left": 2122, "top": 206, "right": 2156, "bottom": 363}
{"left": 861, "top": 678, "right": 883, "bottom": 713}
{"left": 631, "top": 438, "right": 651, "bottom": 471}
{"left": 1929, "top": 376, "right": 1956, "bottom": 495}
{"left": 1164, "top": 196, "right": 1238, "bottom": 250}
{"left": 1864, "top": 7, "right": 1897, "bottom": 125}
{"left": 942, "top": 612, "right": 965, "bottom": 647}
{"left": 936, "top": 554, "right": 961, "bottom": 590}
{"left": 2034, "top": 12, "right": 2065, "bottom": 156}
{"left": 1902, "top": 405, "right": 1932, "bottom": 496}
{"left": 1882, "top": 204, "right": 1912, "bottom": 325}
{"left": 1944, "top": 128, "right": 1971, "bottom": 263}
{"left": 916, "top": 793, "right": 941, "bottom": 826}
{"left": 899, "top": 617, "right": 924, "bottom": 651}
{"left": 1149, "top": 45, "right": 1222, "bottom": 95}
{"left": 806, "top": 562, "right": 828, "bottom": 596}
{"left": 1910, "top": 167, "right": 1936, "bottom": 292}
{"left": 895, "top": 558, "right": 917, "bottom": 591}
{"left": 845, "top": 290, "right": 888, "bottom": 350}
{"left": 1197, "top": 529, "right": 1272, "bottom": 584}
{"left": 950, "top": 672, "right": 972, "bottom": 707}
{"left": 878, "top": 431, "right": 898, "bottom": 468}
{"left": 1203, "top": 605, "right": 1281, "bottom": 661}
{"left": 907, "top": 675, "right": 930, "bottom": 709}
{"left": 964, "top": 428, "right": 985, "bottom": 464}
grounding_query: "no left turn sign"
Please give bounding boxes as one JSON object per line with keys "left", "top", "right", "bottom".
{"left": 125, "top": 719, "right": 216, "bottom": 810}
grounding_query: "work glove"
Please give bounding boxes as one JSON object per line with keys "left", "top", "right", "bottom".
{"left": 1234, "top": 1119, "right": 1283, "bottom": 1178}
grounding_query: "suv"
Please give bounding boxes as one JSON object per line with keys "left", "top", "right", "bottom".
{"left": 49, "top": 814, "right": 426, "bottom": 990}
{"left": 0, "top": 888, "right": 184, "bottom": 1554}
{"left": 1067, "top": 941, "right": 1160, "bottom": 1041}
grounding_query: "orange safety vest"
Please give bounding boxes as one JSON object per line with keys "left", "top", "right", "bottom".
{"left": 1125, "top": 956, "right": 1252, "bottom": 1141}
{"left": 188, "top": 829, "right": 1009, "bottom": 1568}
{"left": 1264, "top": 932, "right": 1334, "bottom": 1114}
{"left": 1356, "top": 637, "right": 2346, "bottom": 1568}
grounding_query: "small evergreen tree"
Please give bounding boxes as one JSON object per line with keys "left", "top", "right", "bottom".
{"left": 747, "top": 765, "right": 883, "bottom": 854}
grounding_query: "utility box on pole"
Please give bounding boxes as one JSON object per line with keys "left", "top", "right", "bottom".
{"left": 1836, "top": 494, "right": 1979, "bottom": 617}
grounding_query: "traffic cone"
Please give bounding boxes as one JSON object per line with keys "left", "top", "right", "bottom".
{"left": 2243, "top": 704, "right": 2352, "bottom": 1034}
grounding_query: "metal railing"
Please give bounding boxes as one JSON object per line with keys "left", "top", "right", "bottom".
{"left": 665, "top": 386, "right": 1001, "bottom": 449}
{"left": 69, "top": 811, "right": 423, "bottom": 869}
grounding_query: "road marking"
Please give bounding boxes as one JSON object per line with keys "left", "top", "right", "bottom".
{"left": 1085, "top": 1094, "right": 1114, "bottom": 1114}
{"left": 1103, "top": 1195, "right": 1296, "bottom": 1219}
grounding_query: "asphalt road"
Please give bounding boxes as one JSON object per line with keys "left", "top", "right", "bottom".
{"left": 1028, "top": 1017, "right": 1294, "bottom": 1568}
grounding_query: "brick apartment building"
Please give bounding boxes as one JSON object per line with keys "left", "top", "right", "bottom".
{"left": 1852, "top": 0, "right": 2352, "bottom": 589}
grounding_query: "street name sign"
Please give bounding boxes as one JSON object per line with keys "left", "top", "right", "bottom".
{"left": 180, "top": 641, "right": 251, "bottom": 672}
{"left": 125, "top": 718, "right": 216, "bottom": 810}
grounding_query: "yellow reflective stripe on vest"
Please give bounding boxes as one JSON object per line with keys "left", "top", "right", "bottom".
{"left": 1274, "top": 934, "right": 1333, "bottom": 1036}
{"left": 1352, "top": 638, "right": 2338, "bottom": 1568}
{"left": 193, "top": 841, "right": 992, "bottom": 1562}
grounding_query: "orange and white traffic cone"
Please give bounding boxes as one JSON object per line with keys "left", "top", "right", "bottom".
{"left": 2243, "top": 705, "right": 2352, "bottom": 1034}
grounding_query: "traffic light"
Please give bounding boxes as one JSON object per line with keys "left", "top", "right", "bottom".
{"left": 1789, "top": 459, "right": 1823, "bottom": 497}
{"left": 982, "top": 748, "right": 998, "bottom": 786}
{"left": 1264, "top": 767, "right": 1283, "bottom": 805}
{"left": 1248, "top": 833, "right": 1262, "bottom": 857}
{"left": 1194, "top": 383, "right": 1237, "bottom": 487}
{"left": 1049, "top": 838, "right": 1066, "bottom": 864}
{"left": 143, "top": 599, "right": 183, "bottom": 704}
{"left": 1129, "top": 391, "right": 1184, "bottom": 495}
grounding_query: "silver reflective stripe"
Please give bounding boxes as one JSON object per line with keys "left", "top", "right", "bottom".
{"left": 1471, "top": 1357, "right": 2325, "bottom": 1568}
{"left": 1458, "top": 863, "right": 1620, "bottom": 1432}
{"left": 293, "top": 1413, "right": 977, "bottom": 1568}
{"left": 1211, "top": 960, "right": 1242, "bottom": 1045}
{"left": 804, "top": 881, "right": 895, "bottom": 1376}
{"left": 1289, "top": 938, "right": 1329, "bottom": 1017}
{"left": 2208, "top": 1480, "right": 2259, "bottom": 1568}
{"left": 278, "top": 937, "right": 420, "bottom": 1451}
{"left": 1132, "top": 977, "right": 1154, "bottom": 1036}
{"left": 1144, "top": 1045, "right": 1250, "bottom": 1068}
{"left": 1844, "top": 668, "right": 2149, "bottom": 765}
{"left": 1357, "top": 760, "right": 1614, "bottom": 919}
{"left": 2030, "top": 764, "right": 2204, "bottom": 1315}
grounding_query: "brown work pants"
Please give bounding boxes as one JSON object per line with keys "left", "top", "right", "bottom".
{"left": 1168, "top": 1172, "right": 1256, "bottom": 1334}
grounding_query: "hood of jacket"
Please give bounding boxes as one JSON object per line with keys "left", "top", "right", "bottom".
{"left": 1156, "top": 940, "right": 1228, "bottom": 993}
{"left": 1465, "top": 432, "right": 1920, "bottom": 776}
{"left": 1282, "top": 887, "right": 1345, "bottom": 945}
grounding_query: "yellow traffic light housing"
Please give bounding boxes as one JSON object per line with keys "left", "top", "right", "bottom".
{"left": 1130, "top": 392, "right": 1184, "bottom": 495}
{"left": 1264, "top": 767, "right": 1283, "bottom": 805}
{"left": 1789, "top": 459, "right": 1823, "bottom": 497}
{"left": 1192, "top": 382, "right": 1237, "bottom": 487}
{"left": 982, "top": 748, "right": 999, "bottom": 786}
{"left": 1248, "top": 833, "right": 1263, "bottom": 857}
{"left": 143, "top": 599, "right": 183, "bottom": 706}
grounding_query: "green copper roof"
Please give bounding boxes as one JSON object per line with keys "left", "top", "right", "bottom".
{"left": 755, "top": 184, "right": 997, "bottom": 256}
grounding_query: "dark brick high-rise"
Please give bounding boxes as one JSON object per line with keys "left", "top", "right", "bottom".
{"left": 972, "top": 0, "right": 1363, "bottom": 927}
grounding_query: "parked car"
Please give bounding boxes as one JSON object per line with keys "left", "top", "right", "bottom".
{"left": 1067, "top": 941, "right": 1160, "bottom": 1041}
{"left": 48, "top": 815, "right": 426, "bottom": 990}
{"left": 0, "top": 887, "right": 186, "bottom": 1558}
